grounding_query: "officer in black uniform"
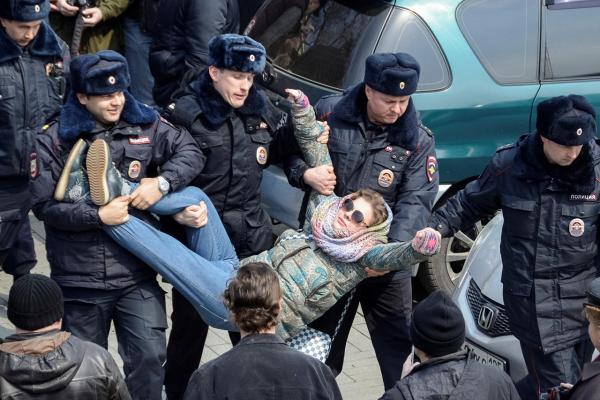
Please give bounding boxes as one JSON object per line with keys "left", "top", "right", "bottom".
{"left": 0, "top": 0, "right": 67, "bottom": 280}
{"left": 286, "top": 52, "right": 439, "bottom": 389}
{"left": 426, "top": 95, "right": 600, "bottom": 399}
{"left": 163, "top": 33, "right": 305, "bottom": 399}
{"left": 31, "top": 50, "right": 203, "bottom": 400}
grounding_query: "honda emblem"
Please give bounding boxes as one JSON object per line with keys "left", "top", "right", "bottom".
{"left": 478, "top": 305, "right": 496, "bottom": 331}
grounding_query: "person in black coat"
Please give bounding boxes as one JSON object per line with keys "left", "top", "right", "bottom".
{"left": 426, "top": 95, "right": 600, "bottom": 399}
{"left": 31, "top": 50, "right": 203, "bottom": 400}
{"left": 380, "top": 290, "right": 520, "bottom": 400}
{"left": 149, "top": 0, "right": 239, "bottom": 108}
{"left": 0, "top": 0, "right": 68, "bottom": 281}
{"left": 0, "top": 274, "right": 131, "bottom": 399}
{"left": 162, "top": 33, "right": 307, "bottom": 399}
{"left": 183, "top": 262, "right": 342, "bottom": 400}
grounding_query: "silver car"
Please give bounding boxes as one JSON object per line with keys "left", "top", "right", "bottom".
{"left": 452, "top": 213, "right": 528, "bottom": 382}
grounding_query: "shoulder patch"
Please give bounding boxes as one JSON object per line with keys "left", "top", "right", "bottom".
{"left": 496, "top": 143, "right": 515, "bottom": 153}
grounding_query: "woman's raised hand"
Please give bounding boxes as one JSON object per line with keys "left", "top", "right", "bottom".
{"left": 412, "top": 228, "right": 441, "bottom": 256}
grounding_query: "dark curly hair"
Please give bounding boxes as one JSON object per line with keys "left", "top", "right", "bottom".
{"left": 223, "top": 262, "right": 282, "bottom": 333}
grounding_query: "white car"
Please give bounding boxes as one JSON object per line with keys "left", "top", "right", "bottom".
{"left": 452, "top": 213, "right": 528, "bottom": 382}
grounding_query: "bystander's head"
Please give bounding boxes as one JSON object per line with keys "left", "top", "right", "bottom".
{"left": 223, "top": 262, "right": 282, "bottom": 335}
{"left": 7, "top": 274, "right": 63, "bottom": 332}
{"left": 410, "top": 290, "right": 465, "bottom": 359}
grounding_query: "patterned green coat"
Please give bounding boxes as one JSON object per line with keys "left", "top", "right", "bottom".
{"left": 242, "top": 103, "right": 427, "bottom": 340}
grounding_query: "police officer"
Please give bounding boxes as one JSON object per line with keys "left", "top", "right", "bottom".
{"left": 287, "top": 52, "right": 439, "bottom": 389}
{"left": 0, "top": 0, "right": 67, "bottom": 280}
{"left": 425, "top": 95, "right": 599, "bottom": 398}
{"left": 163, "top": 34, "right": 305, "bottom": 399}
{"left": 31, "top": 50, "right": 203, "bottom": 400}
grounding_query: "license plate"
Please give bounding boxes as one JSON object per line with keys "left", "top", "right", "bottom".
{"left": 462, "top": 340, "right": 507, "bottom": 371}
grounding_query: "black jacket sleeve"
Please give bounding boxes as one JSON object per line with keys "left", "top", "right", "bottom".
{"left": 151, "top": 119, "right": 205, "bottom": 191}
{"left": 430, "top": 157, "right": 502, "bottom": 237}
{"left": 388, "top": 129, "right": 438, "bottom": 242}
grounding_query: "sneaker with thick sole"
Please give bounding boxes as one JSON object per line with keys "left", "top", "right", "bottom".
{"left": 54, "top": 138, "right": 90, "bottom": 202}
{"left": 86, "top": 139, "right": 128, "bottom": 206}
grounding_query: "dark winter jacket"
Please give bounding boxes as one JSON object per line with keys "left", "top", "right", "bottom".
{"left": 286, "top": 83, "right": 439, "bottom": 242}
{"left": 31, "top": 92, "right": 204, "bottom": 289}
{"left": 379, "top": 351, "right": 520, "bottom": 400}
{"left": 566, "top": 358, "right": 600, "bottom": 400}
{"left": 183, "top": 333, "right": 342, "bottom": 400}
{"left": 167, "top": 70, "right": 299, "bottom": 257}
{"left": 0, "top": 330, "right": 130, "bottom": 399}
{"left": 0, "top": 22, "right": 67, "bottom": 210}
{"left": 149, "top": 0, "right": 239, "bottom": 107}
{"left": 431, "top": 133, "right": 600, "bottom": 353}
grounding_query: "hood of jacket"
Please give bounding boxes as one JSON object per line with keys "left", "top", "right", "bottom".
{"left": 512, "top": 132, "right": 598, "bottom": 193}
{"left": 0, "top": 21, "right": 62, "bottom": 64}
{"left": 191, "top": 69, "right": 278, "bottom": 130}
{"left": 58, "top": 90, "right": 157, "bottom": 142}
{"left": 331, "top": 82, "right": 420, "bottom": 151}
{"left": 0, "top": 331, "right": 81, "bottom": 394}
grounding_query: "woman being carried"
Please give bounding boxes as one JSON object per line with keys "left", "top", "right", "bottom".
{"left": 59, "top": 90, "right": 440, "bottom": 341}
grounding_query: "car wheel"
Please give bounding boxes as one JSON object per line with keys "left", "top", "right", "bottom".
{"left": 417, "top": 221, "right": 483, "bottom": 294}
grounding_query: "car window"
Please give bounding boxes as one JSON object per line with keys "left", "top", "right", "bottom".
{"left": 376, "top": 8, "right": 450, "bottom": 92}
{"left": 542, "top": 2, "right": 600, "bottom": 80}
{"left": 245, "top": 0, "right": 391, "bottom": 90}
{"left": 456, "top": 0, "right": 539, "bottom": 85}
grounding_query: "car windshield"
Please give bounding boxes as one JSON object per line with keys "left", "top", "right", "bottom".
{"left": 245, "top": 0, "right": 391, "bottom": 89}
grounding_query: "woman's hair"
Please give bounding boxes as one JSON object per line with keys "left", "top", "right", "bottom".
{"left": 223, "top": 262, "right": 282, "bottom": 333}
{"left": 585, "top": 304, "right": 600, "bottom": 326}
{"left": 351, "top": 188, "right": 388, "bottom": 226}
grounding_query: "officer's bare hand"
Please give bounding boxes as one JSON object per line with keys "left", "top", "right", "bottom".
{"left": 412, "top": 228, "right": 441, "bottom": 255}
{"left": 81, "top": 7, "right": 103, "bottom": 27}
{"left": 303, "top": 165, "right": 336, "bottom": 195}
{"left": 54, "top": 0, "right": 78, "bottom": 16}
{"left": 364, "top": 267, "right": 390, "bottom": 277}
{"left": 99, "top": 196, "right": 130, "bottom": 226}
{"left": 316, "top": 121, "right": 329, "bottom": 144}
{"left": 173, "top": 202, "right": 208, "bottom": 228}
{"left": 130, "top": 177, "right": 163, "bottom": 210}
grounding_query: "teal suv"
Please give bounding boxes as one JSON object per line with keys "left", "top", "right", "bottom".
{"left": 246, "top": 0, "right": 600, "bottom": 293}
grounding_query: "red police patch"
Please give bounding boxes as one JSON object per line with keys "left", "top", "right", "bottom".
{"left": 129, "top": 136, "right": 151, "bottom": 145}
{"left": 426, "top": 155, "right": 437, "bottom": 182}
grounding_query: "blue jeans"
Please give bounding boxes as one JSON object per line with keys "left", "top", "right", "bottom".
{"left": 123, "top": 17, "right": 156, "bottom": 107}
{"left": 103, "top": 187, "right": 239, "bottom": 330}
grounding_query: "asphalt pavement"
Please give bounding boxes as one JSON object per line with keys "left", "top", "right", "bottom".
{"left": 0, "top": 214, "right": 387, "bottom": 399}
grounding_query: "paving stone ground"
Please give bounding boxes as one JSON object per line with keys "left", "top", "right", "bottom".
{"left": 0, "top": 215, "right": 385, "bottom": 399}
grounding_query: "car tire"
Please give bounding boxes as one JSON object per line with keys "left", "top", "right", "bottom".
{"left": 417, "top": 221, "right": 483, "bottom": 294}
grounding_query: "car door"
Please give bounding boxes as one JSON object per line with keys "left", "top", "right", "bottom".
{"left": 532, "top": 0, "right": 600, "bottom": 125}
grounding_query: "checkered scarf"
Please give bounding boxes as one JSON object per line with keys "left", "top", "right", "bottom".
{"left": 310, "top": 195, "right": 392, "bottom": 262}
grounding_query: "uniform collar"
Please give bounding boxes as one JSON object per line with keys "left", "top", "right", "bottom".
{"left": 0, "top": 22, "right": 62, "bottom": 64}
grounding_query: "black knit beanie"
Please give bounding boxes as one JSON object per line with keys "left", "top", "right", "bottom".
{"left": 8, "top": 274, "right": 64, "bottom": 331}
{"left": 410, "top": 290, "right": 465, "bottom": 357}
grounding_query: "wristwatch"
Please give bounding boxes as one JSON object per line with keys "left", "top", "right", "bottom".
{"left": 157, "top": 176, "right": 170, "bottom": 195}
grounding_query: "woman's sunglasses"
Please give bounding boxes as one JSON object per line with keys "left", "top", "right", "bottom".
{"left": 343, "top": 198, "right": 368, "bottom": 227}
